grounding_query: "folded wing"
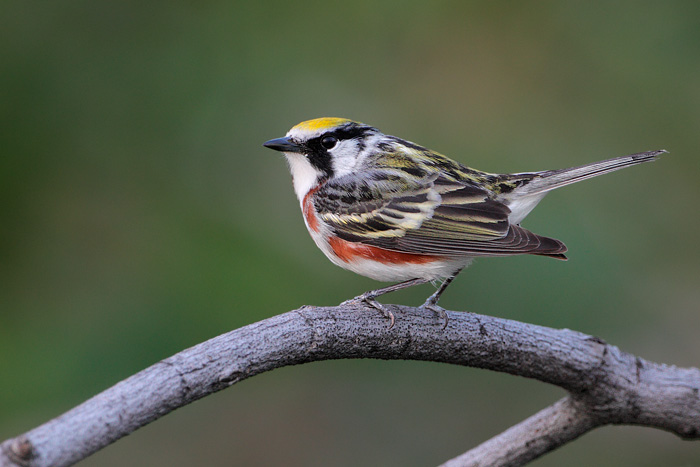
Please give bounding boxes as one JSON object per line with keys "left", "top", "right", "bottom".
{"left": 314, "top": 169, "right": 567, "bottom": 259}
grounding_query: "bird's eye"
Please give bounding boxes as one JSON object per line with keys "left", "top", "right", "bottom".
{"left": 321, "top": 136, "right": 338, "bottom": 150}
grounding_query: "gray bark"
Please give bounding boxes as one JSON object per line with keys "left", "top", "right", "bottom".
{"left": 2, "top": 304, "right": 699, "bottom": 467}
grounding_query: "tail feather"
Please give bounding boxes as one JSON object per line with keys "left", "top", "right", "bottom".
{"left": 517, "top": 150, "right": 666, "bottom": 196}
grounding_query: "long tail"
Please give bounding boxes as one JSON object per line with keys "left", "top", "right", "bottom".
{"left": 516, "top": 150, "right": 666, "bottom": 196}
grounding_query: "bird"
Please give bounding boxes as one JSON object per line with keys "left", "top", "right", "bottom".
{"left": 263, "top": 117, "right": 664, "bottom": 328}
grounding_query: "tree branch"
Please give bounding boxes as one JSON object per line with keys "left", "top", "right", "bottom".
{"left": 441, "top": 396, "right": 597, "bottom": 466}
{"left": 2, "top": 304, "right": 699, "bottom": 467}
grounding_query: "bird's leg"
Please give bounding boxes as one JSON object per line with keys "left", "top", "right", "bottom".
{"left": 342, "top": 278, "right": 429, "bottom": 329}
{"left": 420, "top": 267, "right": 464, "bottom": 329}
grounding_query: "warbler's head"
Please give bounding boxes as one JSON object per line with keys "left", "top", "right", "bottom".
{"left": 263, "top": 117, "right": 381, "bottom": 199}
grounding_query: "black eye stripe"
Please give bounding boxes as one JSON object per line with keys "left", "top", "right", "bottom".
{"left": 310, "top": 124, "right": 375, "bottom": 149}
{"left": 332, "top": 124, "right": 374, "bottom": 141}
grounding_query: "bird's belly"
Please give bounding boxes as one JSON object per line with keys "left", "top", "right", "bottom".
{"left": 319, "top": 233, "right": 470, "bottom": 282}
{"left": 337, "top": 255, "right": 470, "bottom": 282}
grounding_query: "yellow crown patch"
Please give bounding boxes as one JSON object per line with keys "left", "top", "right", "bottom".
{"left": 292, "top": 117, "right": 353, "bottom": 133}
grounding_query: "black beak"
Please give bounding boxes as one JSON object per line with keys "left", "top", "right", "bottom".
{"left": 263, "top": 136, "right": 302, "bottom": 153}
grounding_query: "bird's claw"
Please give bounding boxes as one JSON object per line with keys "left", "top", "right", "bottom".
{"left": 341, "top": 294, "right": 395, "bottom": 329}
{"left": 421, "top": 303, "right": 449, "bottom": 330}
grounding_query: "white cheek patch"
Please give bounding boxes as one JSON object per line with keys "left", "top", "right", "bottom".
{"left": 329, "top": 140, "right": 360, "bottom": 178}
{"left": 329, "top": 133, "right": 382, "bottom": 178}
{"left": 284, "top": 153, "right": 323, "bottom": 202}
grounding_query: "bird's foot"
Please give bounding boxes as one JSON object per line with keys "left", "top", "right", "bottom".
{"left": 341, "top": 293, "right": 395, "bottom": 329}
{"left": 420, "top": 301, "right": 449, "bottom": 330}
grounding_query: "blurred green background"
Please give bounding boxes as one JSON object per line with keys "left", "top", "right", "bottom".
{"left": 2, "top": 1, "right": 699, "bottom": 465}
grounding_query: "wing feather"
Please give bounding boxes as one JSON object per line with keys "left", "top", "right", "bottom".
{"left": 314, "top": 165, "right": 567, "bottom": 259}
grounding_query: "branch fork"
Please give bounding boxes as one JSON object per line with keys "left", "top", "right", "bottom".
{"left": 2, "top": 305, "right": 698, "bottom": 466}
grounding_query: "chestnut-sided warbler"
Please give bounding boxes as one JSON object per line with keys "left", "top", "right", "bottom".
{"left": 264, "top": 117, "right": 664, "bottom": 328}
